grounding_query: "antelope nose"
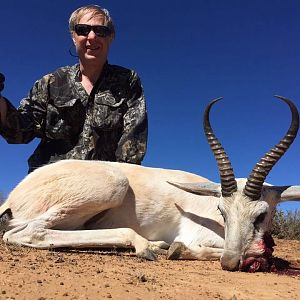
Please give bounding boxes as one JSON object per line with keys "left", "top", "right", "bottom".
{"left": 221, "top": 253, "right": 240, "bottom": 271}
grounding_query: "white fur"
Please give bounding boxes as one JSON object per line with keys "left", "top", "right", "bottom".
{"left": 1, "top": 159, "right": 300, "bottom": 268}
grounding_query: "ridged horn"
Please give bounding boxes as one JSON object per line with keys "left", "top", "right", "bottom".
{"left": 204, "top": 98, "right": 237, "bottom": 197}
{"left": 244, "top": 96, "right": 299, "bottom": 200}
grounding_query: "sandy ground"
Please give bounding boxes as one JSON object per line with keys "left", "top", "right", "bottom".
{"left": 0, "top": 239, "right": 299, "bottom": 300}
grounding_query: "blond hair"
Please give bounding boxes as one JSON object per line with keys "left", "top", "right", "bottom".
{"left": 69, "top": 5, "right": 115, "bottom": 36}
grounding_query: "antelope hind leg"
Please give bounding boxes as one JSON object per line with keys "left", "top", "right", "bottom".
{"left": 3, "top": 221, "right": 158, "bottom": 261}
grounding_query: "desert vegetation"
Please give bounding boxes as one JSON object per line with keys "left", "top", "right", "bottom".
{"left": 0, "top": 192, "right": 4, "bottom": 204}
{"left": 271, "top": 209, "right": 300, "bottom": 240}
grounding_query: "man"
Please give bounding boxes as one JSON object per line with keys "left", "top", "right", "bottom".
{"left": 0, "top": 5, "right": 148, "bottom": 173}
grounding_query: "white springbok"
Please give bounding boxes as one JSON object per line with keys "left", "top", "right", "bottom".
{"left": 1, "top": 96, "right": 300, "bottom": 272}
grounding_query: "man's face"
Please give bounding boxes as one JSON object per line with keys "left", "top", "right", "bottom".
{"left": 72, "top": 11, "right": 113, "bottom": 64}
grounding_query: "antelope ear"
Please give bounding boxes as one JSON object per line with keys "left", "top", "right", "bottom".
{"left": 268, "top": 185, "right": 300, "bottom": 202}
{"left": 279, "top": 186, "right": 300, "bottom": 202}
{"left": 167, "top": 181, "right": 221, "bottom": 197}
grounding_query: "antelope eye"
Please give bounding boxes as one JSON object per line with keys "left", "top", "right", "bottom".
{"left": 254, "top": 212, "right": 267, "bottom": 229}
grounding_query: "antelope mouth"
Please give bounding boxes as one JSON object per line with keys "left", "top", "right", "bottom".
{"left": 240, "top": 233, "right": 275, "bottom": 272}
{"left": 239, "top": 234, "right": 300, "bottom": 275}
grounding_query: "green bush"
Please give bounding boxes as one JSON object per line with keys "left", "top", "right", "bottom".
{"left": 271, "top": 209, "right": 300, "bottom": 240}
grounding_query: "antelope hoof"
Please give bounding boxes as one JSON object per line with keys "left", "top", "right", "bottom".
{"left": 137, "top": 248, "right": 158, "bottom": 261}
{"left": 148, "top": 241, "right": 169, "bottom": 255}
{"left": 167, "top": 242, "right": 188, "bottom": 260}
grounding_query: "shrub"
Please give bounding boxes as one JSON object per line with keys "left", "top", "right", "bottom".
{"left": 271, "top": 209, "right": 300, "bottom": 240}
{"left": 0, "top": 192, "right": 4, "bottom": 204}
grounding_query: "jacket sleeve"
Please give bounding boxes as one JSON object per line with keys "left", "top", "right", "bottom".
{"left": 0, "top": 75, "right": 51, "bottom": 144}
{"left": 115, "top": 72, "right": 148, "bottom": 164}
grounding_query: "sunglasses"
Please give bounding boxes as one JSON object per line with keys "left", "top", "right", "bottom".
{"left": 74, "top": 24, "right": 112, "bottom": 37}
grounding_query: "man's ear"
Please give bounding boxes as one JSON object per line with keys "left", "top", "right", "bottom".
{"left": 71, "top": 32, "right": 77, "bottom": 45}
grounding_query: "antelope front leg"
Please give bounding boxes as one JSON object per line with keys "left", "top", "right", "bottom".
{"left": 3, "top": 222, "right": 157, "bottom": 261}
{"left": 167, "top": 242, "right": 223, "bottom": 260}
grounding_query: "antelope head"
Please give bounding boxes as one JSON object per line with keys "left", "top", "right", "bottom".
{"left": 174, "top": 96, "right": 300, "bottom": 271}
{"left": 208, "top": 96, "right": 300, "bottom": 271}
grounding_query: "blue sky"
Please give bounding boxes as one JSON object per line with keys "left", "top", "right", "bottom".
{"left": 1, "top": 0, "right": 300, "bottom": 212}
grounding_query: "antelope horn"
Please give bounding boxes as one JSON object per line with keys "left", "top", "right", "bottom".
{"left": 244, "top": 96, "right": 299, "bottom": 200}
{"left": 204, "top": 98, "right": 237, "bottom": 197}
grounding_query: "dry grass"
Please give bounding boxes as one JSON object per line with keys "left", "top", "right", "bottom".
{"left": 271, "top": 209, "right": 300, "bottom": 240}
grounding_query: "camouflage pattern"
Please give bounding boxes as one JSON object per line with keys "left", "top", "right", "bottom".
{"left": 0, "top": 63, "right": 147, "bottom": 172}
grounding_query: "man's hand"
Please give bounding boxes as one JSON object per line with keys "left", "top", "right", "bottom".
{"left": 0, "top": 97, "right": 7, "bottom": 125}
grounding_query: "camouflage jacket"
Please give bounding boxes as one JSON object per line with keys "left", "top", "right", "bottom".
{"left": 0, "top": 63, "right": 148, "bottom": 172}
